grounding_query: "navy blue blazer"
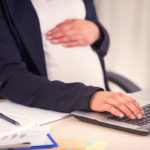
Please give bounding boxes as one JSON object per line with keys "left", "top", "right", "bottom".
{"left": 0, "top": 0, "right": 109, "bottom": 112}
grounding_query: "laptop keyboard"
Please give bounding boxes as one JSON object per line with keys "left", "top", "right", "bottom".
{"left": 108, "top": 104, "right": 150, "bottom": 126}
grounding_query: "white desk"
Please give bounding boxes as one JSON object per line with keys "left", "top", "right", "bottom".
{"left": 1, "top": 90, "right": 150, "bottom": 150}
{"left": 50, "top": 116, "right": 150, "bottom": 150}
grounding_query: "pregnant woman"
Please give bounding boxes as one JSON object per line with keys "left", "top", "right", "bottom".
{"left": 0, "top": 0, "right": 143, "bottom": 119}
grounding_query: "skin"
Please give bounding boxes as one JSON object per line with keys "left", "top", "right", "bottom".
{"left": 46, "top": 19, "right": 144, "bottom": 119}
{"left": 46, "top": 19, "right": 100, "bottom": 47}
{"left": 90, "top": 91, "right": 144, "bottom": 119}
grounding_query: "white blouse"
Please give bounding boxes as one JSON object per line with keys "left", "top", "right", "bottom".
{"left": 31, "top": 0, "right": 105, "bottom": 89}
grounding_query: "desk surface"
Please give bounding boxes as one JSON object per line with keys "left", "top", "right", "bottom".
{"left": 49, "top": 116, "right": 150, "bottom": 150}
{"left": 1, "top": 91, "right": 150, "bottom": 150}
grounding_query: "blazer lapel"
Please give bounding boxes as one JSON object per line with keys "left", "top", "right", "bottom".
{"left": 5, "top": 0, "right": 47, "bottom": 77}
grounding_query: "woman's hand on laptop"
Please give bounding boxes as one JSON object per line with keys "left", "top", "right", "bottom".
{"left": 89, "top": 91, "right": 144, "bottom": 119}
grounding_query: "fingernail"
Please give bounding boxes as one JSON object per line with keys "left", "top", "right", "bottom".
{"left": 137, "top": 113, "right": 142, "bottom": 119}
{"left": 131, "top": 114, "right": 136, "bottom": 119}
{"left": 52, "top": 40, "right": 58, "bottom": 43}
{"left": 120, "top": 113, "right": 124, "bottom": 118}
{"left": 46, "top": 36, "right": 52, "bottom": 40}
{"left": 141, "top": 110, "right": 145, "bottom": 116}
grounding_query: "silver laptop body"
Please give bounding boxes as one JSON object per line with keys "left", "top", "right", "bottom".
{"left": 71, "top": 91, "right": 150, "bottom": 136}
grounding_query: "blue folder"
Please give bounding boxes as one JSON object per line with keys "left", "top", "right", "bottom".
{"left": 10, "top": 133, "right": 58, "bottom": 150}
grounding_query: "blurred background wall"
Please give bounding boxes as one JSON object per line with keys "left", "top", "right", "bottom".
{"left": 94, "top": 0, "right": 150, "bottom": 90}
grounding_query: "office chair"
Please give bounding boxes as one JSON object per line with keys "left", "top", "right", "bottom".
{"left": 107, "top": 71, "right": 141, "bottom": 93}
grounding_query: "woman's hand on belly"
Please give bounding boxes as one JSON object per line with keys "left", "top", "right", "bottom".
{"left": 46, "top": 19, "right": 100, "bottom": 47}
{"left": 89, "top": 91, "right": 145, "bottom": 120}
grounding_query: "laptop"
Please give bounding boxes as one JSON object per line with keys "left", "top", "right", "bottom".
{"left": 71, "top": 90, "right": 150, "bottom": 136}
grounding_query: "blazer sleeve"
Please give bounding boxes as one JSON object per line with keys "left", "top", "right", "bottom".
{"left": 0, "top": 4, "right": 103, "bottom": 112}
{"left": 85, "top": 0, "right": 110, "bottom": 57}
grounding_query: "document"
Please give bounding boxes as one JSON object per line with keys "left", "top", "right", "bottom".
{"left": 0, "top": 101, "right": 70, "bottom": 137}
{"left": 0, "top": 126, "right": 58, "bottom": 149}
{"left": 0, "top": 114, "right": 34, "bottom": 138}
{"left": 0, "top": 101, "right": 70, "bottom": 125}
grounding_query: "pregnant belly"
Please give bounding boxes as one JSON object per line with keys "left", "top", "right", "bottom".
{"left": 44, "top": 43, "right": 105, "bottom": 89}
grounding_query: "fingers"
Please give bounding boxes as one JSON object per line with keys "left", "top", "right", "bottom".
{"left": 118, "top": 94, "right": 144, "bottom": 119}
{"left": 108, "top": 98, "right": 137, "bottom": 119}
{"left": 46, "top": 28, "right": 86, "bottom": 47}
{"left": 102, "top": 104, "right": 124, "bottom": 118}
{"left": 48, "top": 24, "right": 72, "bottom": 35}
{"left": 46, "top": 19, "right": 75, "bottom": 36}
{"left": 127, "top": 103, "right": 143, "bottom": 119}
{"left": 123, "top": 94, "right": 144, "bottom": 115}
{"left": 46, "top": 30, "right": 75, "bottom": 41}
{"left": 46, "top": 19, "right": 99, "bottom": 47}
{"left": 46, "top": 30, "right": 84, "bottom": 47}
{"left": 46, "top": 24, "right": 79, "bottom": 46}
{"left": 89, "top": 91, "right": 144, "bottom": 120}
{"left": 106, "top": 93, "right": 144, "bottom": 119}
